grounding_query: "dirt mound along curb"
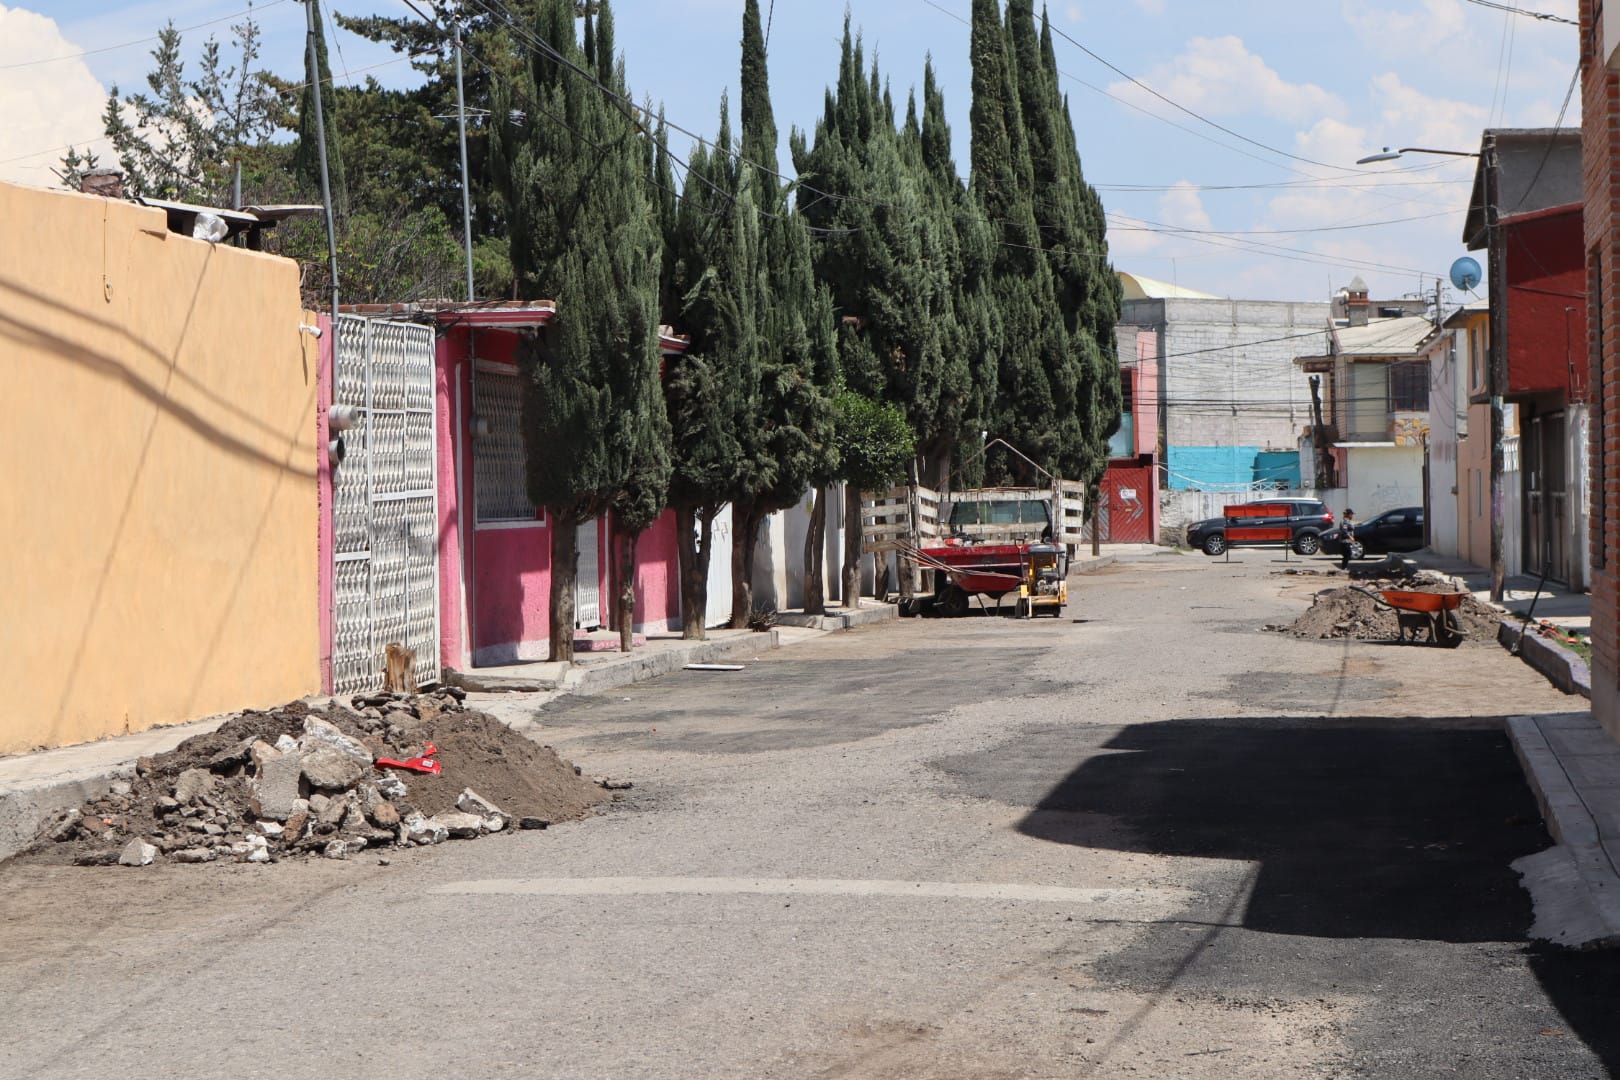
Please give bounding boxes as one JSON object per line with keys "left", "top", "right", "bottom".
{"left": 1280, "top": 585, "right": 1502, "bottom": 645}
{"left": 20, "top": 690, "right": 608, "bottom": 868}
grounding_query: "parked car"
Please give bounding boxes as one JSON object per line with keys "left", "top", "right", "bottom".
{"left": 1318, "top": 506, "right": 1424, "bottom": 557}
{"left": 1185, "top": 498, "right": 1335, "bottom": 557}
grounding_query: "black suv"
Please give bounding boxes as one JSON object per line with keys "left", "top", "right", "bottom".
{"left": 1185, "top": 498, "right": 1335, "bottom": 557}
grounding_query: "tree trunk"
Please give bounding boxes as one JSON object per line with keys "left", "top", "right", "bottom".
{"left": 617, "top": 527, "right": 639, "bottom": 653}
{"left": 730, "top": 501, "right": 763, "bottom": 628}
{"left": 675, "top": 504, "right": 714, "bottom": 641}
{"left": 548, "top": 511, "right": 579, "bottom": 664}
{"left": 803, "top": 486, "right": 827, "bottom": 616}
{"left": 842, "top": 484, "right": 863, "bottom": 609}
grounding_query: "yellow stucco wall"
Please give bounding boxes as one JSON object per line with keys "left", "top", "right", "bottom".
{"left": 0, "top": 182, "right": 319, "bottom": 754}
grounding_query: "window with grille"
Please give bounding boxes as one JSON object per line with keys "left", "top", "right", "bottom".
{"left": 1388, "top": 360, "right": 1430, "bottom": 412}
{"left": 474, "top": 368, "right": 539, "bottom": 523}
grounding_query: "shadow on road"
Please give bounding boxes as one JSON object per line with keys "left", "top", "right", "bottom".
{"left": 1010, "top": 716, "right": 1552, "bottom": 943}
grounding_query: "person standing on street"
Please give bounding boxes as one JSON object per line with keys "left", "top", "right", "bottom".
{"left": 1339, "top": 509, "right": 1357, "bottom": 570}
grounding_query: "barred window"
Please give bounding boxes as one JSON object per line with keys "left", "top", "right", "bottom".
{"left": 1389, "top": 360, "right": 1430, "bottom": 412}
{"left": 474, "top": 368, "right": 539, "bottom": 523}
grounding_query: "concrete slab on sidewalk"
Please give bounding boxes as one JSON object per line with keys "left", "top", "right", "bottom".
{"left": 446, "top": 627, "right": 780, "bottom": 693}
{"left": 1508, "top": 713, "right": 1620, "bottom": 948}
{"left": 774, "top": 601, "right": 898, "bottom": 631}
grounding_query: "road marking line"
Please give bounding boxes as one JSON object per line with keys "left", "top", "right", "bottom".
{"left": 431, "top": 876, "right": 1189, "bottom": 905}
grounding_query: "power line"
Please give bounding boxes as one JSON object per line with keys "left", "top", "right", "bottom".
{"left": 0, "top": 0, "right": 292, "bottom": 70}
{"left": 1461, "top": 0, "right": 1577, "bottom": 26}
{"left": 1041, "top": 21, "right": 1366, "bottom": 175}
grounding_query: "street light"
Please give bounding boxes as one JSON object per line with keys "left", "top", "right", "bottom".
{"left": 1356, "top": 146, "right": 1480, "bottom": 164}
{"left": 1356, "top": 139, "right": 1505, "bottom": 602}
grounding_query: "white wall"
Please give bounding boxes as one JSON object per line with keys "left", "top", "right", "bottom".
{"left": 1345, "top": 446, "right": 1425, "bottom": 516}
{"left": 1427, "top": 332, "right": 1463, "bottom": 556}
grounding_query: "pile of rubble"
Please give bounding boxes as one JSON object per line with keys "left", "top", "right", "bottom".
{"left": 1278, "top": 578, "right": 1503, "bottom": 644}
{"left": 25, "top": 689, "right": 609, "bottom": 867}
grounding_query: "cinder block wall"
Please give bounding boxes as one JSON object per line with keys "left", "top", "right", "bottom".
{"left": 1582, "top": 0, "right": 1619, "bottom": 742}
{"left": 0, "top": 182, "right": 320, "bottom": 754}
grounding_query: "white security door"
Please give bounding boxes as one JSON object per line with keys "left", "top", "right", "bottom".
{"left": 575, "top": 517, "right": 601, "bottom": 628}
{"left": 330, "top": 315, "right": 440, "bottom": 694}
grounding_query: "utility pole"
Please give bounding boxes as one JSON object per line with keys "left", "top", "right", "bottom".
{"left": 453, "top": 9, "right": 476, "bottom": 303}
{"left": 302, "top": 0, "right": 340, "bottom": 327}
{"left": 1484, "top": 134, "right": 1507, "bottom": 602}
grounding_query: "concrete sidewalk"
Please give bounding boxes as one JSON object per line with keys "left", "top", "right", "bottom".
{"left": 0, "top": 623, "right": 831, "bottom": 863}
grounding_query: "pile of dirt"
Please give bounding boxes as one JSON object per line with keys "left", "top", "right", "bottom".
{"left": 21, "top": 689, "right": 609, "bottom": 868}
{"left": 1280, "top": 585, "right": 1504, "bottom": 645}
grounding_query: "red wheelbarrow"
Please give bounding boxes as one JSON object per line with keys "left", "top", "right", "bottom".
{"left": 1356, "top": 587, "right": 1467, "bottom": 647}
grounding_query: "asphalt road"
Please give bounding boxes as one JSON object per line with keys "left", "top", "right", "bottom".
{"left": 1, "top": 550, "right": 1615, "bottom": 1078}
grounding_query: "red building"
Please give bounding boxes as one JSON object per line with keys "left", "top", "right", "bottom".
{"left": 1464, "top": 130, "right": 1588, "bottom": 589}
{"left": 1583, "top": 1, "right": 1620, "bottom": 740}
{"left": 1092, "top": 328, "right": 1161, "bottom": 544}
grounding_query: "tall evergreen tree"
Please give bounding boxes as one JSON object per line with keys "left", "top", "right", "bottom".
{"left": 662, "top": 104, "right": 750, "bottom": 639}
{"left": 490, "top": 0, "right": 668, "bottom": 662}
{"left": 968, "top": 0, "right": 1066, "bottom": 483}
{"left": 729, "top": 0, "right": 838, "bottom": 623}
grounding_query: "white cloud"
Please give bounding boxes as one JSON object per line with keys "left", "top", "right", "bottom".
{"left": 1160, "top": 180, "right": 1212, "bottom": 231}
{"left": 1342, "top": 0, "right": 1467, "bottom": 49}
{"left": 0, "top": 6, "right": 110, "bottom": 189}
{"left": 1108, "top": 36, "right": 1344, "bottom": 125}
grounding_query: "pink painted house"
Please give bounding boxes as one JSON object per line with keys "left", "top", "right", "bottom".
{"left": 318, "top": 303, "right": 690, "bottom": 691}
{"left": 430, "top": 304, "right": 690, "bottom": 671}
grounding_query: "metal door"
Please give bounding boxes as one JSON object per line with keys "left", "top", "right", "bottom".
{"left": 575, "top": 517, "right": 601, "bottom": 628}
{"left": 331, "top": 315, "right": 440, "bottom": 694}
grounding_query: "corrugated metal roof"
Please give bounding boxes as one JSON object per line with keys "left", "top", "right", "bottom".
{"left": 1333, "top": 316, "right": 1436, "bottom": 357}
{"left": 1117, "top": 271, "right": 1219, "bottom": 300}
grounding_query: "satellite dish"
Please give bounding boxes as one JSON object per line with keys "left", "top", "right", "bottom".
{"left": 1449, "top": 256, "right": 1482, "bottom": 292}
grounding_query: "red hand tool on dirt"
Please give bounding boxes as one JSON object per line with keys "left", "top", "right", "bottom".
{"left": 374, "top": 741, "right": 442, "bottom": 775}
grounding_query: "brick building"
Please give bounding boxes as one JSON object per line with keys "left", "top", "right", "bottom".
{"left": 1583, "top": 1, "right": 1620, "bottom": 740}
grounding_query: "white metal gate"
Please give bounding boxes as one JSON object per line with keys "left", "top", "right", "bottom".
{"left": 331, "top": 315, "right": 440, "bottom": 694}
{"left": 575, "top": 517, "right": 601, "bottom": 628}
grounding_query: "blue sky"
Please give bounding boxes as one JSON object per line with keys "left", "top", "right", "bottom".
{"left": 0, "top": 0, "right": 1581, "bottom": 302}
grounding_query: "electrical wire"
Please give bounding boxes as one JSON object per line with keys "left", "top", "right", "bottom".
{"left": 1461, "top": 0, "right": 1577, "bottom": 26}
{"left": 0, "top": 0, "right": 292, "bottom": 70}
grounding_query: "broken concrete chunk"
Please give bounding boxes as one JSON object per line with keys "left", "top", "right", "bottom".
{"left": 368, "top": 800, "right": 401, "bottom": 828}
{"left": 300, "top": 717, "right": 373, "bottom": 764}
{"left": 207, "top": 737, "right": 256, "bottom": 771}
{"left": 75, "top": 850, "right": 121, "bottom": 866}
{"left": 45, "top": 809, "right": 83, "bottom": 842}
{"left": 248, "top": 753, "right": 305, "bottom": 822}
{"left": 118, "top": 838, "right": 158, "bottom": 867}
{"left": 172, "top": 847, "right": 217, "bottom": 864}
{"left": 429, "top": 811, "right": 485, "bottom": 839}
{"left": 109, "top": 780, "right": 132, "bottom": 797}
{"left": 156, "top": 796, "right": 180, "bottom": 813}
{"left": 402, "top": 811, "right": 448, "bottom": 846}
{"left": 300, "top": 746, "right": 366, "bottom": 792}
{"left": 517, "top": 817, "right": 550, "bottom": 830}
{"left": 173, "top": 768, "right": 218, "bottom": 805}
{"left": 242, "top": 834, "right": 271, "bottom": 863}
{"left": 274, "top": 733, "right": 299, "bottom": 754}
{"left": 374, "top": 773, "right": 408, "bottom": 801}
{"left": 456, "top": 788, "right": 511, "bottom": 831}
{"left": 257, "top": 820, "right": 285, "bottom": 838}
{"left": 249, "top": 740, "right": 283, "bottom": 770}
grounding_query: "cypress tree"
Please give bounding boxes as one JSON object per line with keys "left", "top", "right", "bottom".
{"left": 490, "top": 0, "right": 667, "bottom": 662}
{"left": 729, "top": 0, "right": 837, "bottom": 623}
{"left": 969, "top": 0, "right": 1065, "bottom": 483}
{"left": 662, "top": 102, "right": 751, "bottom": 639}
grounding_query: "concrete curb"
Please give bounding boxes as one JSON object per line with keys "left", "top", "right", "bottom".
{"left": 1499, "top": 620, "right": 1592, "bottom": 699}
{"left": 562, "top": 630, "right": 780, "bottom": 695}
{"left": 774, "top": 604, "right": 899, "bottom": 631}
{"left": 1072, "top": 554, "right": 1117, "bottom": 574}
{"left": 1506, "top": 715, "right": 1620, "bottom": 948}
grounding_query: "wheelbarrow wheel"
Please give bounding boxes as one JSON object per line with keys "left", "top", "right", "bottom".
{"left": 938, "top": 585, "right": 970, "bottom": 618}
